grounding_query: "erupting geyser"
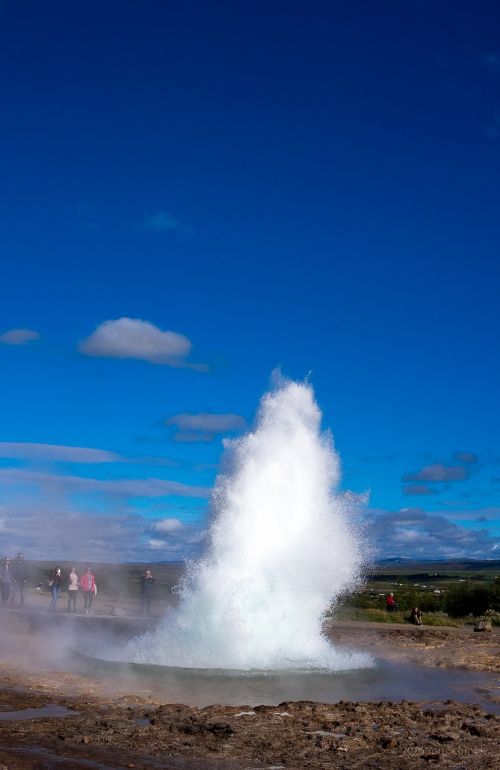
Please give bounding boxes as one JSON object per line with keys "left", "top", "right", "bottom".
{"left": 130, "top": 377, "right": 370, "bottom": 670}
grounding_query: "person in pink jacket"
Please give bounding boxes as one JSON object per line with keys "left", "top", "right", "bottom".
{"left": 80, "top": 567, "right": 96, "bottom": 615}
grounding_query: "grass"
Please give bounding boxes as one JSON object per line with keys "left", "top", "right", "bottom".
{"left": 334, "top": 606, "right": 466, "bottom": 627}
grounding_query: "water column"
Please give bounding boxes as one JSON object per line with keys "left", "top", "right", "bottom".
{"left": 130, "top": 377, "right": 370, "bottom": 670}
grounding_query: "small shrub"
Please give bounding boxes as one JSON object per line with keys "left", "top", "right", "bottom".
{"left": 482, "top": 609, "right": 500, "bottom": 626}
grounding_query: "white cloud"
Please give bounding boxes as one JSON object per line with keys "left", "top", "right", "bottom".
{"left": 79, "top": 317, "right": 195, "bottom": 366}
{"left": 0, "top": 328, "right": 40, "bottom": 345}
{"left": 0, "top": 467, "right": 208, "bottom": 499}
{"left": 390, "top": 528, "right": 424, "bottom": 543}
{"left": 147, "top": 538, "right": 168, "bottom": 550}
{"left": 0, "top": 442, "right": 122, "bottom": 464}
{"left": 166, "top": 412, "right": 246, "bottom": 442}
{"left": 0, "top": 501, "right": 205, "bottom": 562}
{"left": 153, "top": 518, "right": 183, "bottom": 533}
{"left": 144, "top": 210, "right": 194, "bottom": 237}
{"left": 366, "top": 506, "right": 500, "bottom": 560}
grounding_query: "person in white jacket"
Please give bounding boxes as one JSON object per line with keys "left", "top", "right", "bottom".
{"left": 67, "top": 566, "right": 79, "bottom": 613}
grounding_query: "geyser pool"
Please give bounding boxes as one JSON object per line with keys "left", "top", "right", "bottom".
{"left": 129, "top": 377, "right": 371, "bottom": 670}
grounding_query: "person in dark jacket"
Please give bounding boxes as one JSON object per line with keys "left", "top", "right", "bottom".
{"left": 49, "top": 567, "right": 62, "bottom": 611}
{"left": 0, "top": 558, "right": 13, "bottom": 605}
{"left": 140, "top": 569, "right": 155, "bottom": 615}
{"left": 11, "top": 553, "right": 28, "bottom": 607}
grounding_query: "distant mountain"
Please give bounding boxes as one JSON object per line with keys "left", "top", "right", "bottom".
{"left": 372, "top": 557, "right": 500, "bottom": 571}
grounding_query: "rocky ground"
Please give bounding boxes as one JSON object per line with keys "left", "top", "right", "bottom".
{"left": 0, "top": 615, "right": 498, "bottom": 769}
{"left": 0, "top": 688, "right": 498, "bottom": 770}
{"left": 326, "top": 621, "right": 500, "bottom": 674}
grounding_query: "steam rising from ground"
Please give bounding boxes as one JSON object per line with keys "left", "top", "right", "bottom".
{"left": 129, "top": 378, "right": 370, "bottom": 670}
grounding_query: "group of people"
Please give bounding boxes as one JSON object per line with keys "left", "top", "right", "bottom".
{"left": 49, "top": 566, "right": 156, "bottom": 615}
{"left": 386, "top": 592, "right": 424, "bottom": 625}
{"left": 49, "top": 566, "right": 97, "bottom": 615}
{"left": 0, "top": 553, "right": 28, "bottom": 606}
{"left": 1, "top": 556, "right": 156, "bottom": 617}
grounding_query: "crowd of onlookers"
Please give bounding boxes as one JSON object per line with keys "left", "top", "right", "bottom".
{"left": 0, "top": 554, "right": 156, "bottom": 616}
{"left": 48, "top": 565, "right": 98, "bottom": 614}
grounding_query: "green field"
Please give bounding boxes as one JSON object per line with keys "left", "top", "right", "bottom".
{"left": 333, "top": 558, "right": 500, "bottom": 626}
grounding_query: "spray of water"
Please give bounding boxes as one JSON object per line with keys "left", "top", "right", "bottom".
{"left": 130, "top": 377, "right": 370, "bottom": 670}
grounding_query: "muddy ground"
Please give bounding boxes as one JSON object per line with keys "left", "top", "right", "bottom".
{"left": 0, "top": 612, "right": 498, "bottom": 769}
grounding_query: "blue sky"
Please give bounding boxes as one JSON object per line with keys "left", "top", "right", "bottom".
{"left": 1, "top": 0, "right": 499, "bottom": 561}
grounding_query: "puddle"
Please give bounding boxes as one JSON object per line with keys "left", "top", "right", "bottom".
{"left": 16, "top": 746, "right": 129, "bottom": 770}
{"left": 135, "top": 717, "right": 152, "bottom": 726}
{"left": 15, "top": 744, "right": 269, "bottom": 769}
{"left": 0, "top": 704, "right": 76, "bottom": 721}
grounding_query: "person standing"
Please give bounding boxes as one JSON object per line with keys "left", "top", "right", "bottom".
{"left": 80, "top": 567, "right": 96, "bottom": 615}
{"left": 0, "top": 558, "right": 13, "bottom": 605}
{"left": 11, "top": 553, "right": 28, "bottom": 607}
{"left": 49, "top": 567, "right": 62, "bottom": 611}
{"left": 67, "top": 566, "right": 79, "bottom": 613}
{"left": 140, "top": 569, "right": 155, "bottom": 615}
{"left": 386, "top": 592, "right": 397, "bottom": 612}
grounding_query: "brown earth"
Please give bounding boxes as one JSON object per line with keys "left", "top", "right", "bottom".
{"left": 326, "top": 620, "right": 500, "bottom": 674}
{"left": 0, "top": 613, "right": 498, "bottom": 769}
